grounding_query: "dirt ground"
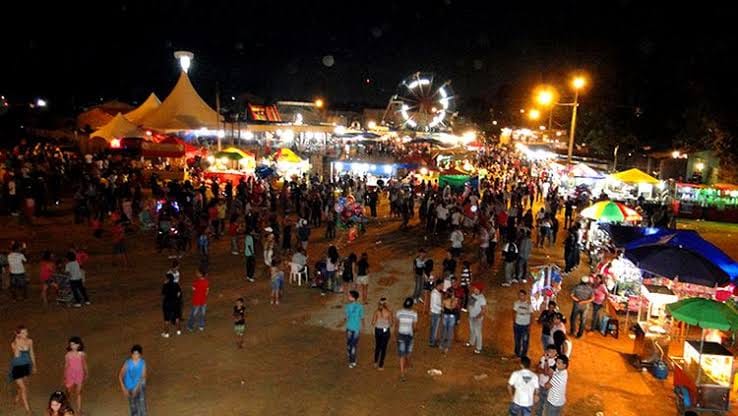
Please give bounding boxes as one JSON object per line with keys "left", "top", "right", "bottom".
{"left": 1, "top": 202, "right": 737, "bottom": 416}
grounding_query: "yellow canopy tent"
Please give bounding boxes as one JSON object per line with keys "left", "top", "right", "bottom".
{"left": 272, "top": 148, "right": 303, "bottom": 163}
{"left": 608, "top": 168, "right": 659, "bottom": 184}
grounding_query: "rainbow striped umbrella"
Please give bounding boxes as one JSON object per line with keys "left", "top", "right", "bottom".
{"left": 580, "top": 201, "right": 642, "bottom": 223}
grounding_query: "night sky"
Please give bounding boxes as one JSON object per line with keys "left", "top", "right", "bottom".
{"left": 1, "top": 1, "right": 737, "bottom": 144}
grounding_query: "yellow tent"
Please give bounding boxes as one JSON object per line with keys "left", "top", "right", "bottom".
{"left": 140, "top": 71, "right": 220, "bottom": 130}
{"left": 608, "top": 168, "right": 659, "bottom": 184}
{"left": 273, "top": 148, "right": 303, "bottom": 163}
{"left": 89, "top": 113, "right": 146, "bottom": 142}
{"left": 124, "top": 93, "right": 161, "bottom": 124}
{"left": 222, "top": 147, "right": 255, "bottom": 159}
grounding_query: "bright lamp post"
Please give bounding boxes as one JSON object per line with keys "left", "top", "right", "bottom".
{"left": 174, "top": 50, "right": 194, "bottom": 73}
{"left": 534, "top": 87, "right": 557, "bottom": 130}
{"left": 528, "top": 108, "right": 541, "bottom": 121}
{"left": 567, "top": 76, "right": 587, "bottom": 165}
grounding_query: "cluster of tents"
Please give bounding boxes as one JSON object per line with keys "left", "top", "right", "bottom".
{"left": 87, "top": 70, "right": 220, "bottom": 149}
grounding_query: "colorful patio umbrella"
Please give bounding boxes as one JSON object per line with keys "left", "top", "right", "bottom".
{"left": 667, "top": 298, "right": 738, "bottom": 331}
{"left": 580, "top": 201, "right": 642, "bottom": 223}
{"left": 625, "top": 245, "right": 731, "bottom": 286}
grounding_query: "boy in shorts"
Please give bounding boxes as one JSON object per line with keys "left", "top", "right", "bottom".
{"left": 233, "top": 298, "right": 246, "bottom": 349}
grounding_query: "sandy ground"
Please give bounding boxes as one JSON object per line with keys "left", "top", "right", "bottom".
{"left": 1, "top": 202, "right": 737, "bottom": 416}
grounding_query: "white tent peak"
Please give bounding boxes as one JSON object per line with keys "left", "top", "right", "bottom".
{"left": 90, "top": 113, "right": 146, "bottom": 142}
{"left": 125, "top": 93, "right": 161, "bottom": 124}
{"left": 139, "top": 71, "right": 220, "bottom": 131}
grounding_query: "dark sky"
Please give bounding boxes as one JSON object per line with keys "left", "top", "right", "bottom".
{"left": 2, "top": 0, "right": 737, "bottom": 139}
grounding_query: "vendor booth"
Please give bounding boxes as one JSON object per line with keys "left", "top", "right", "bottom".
{"left": 605, "top": 168, "right": 660, "bottom": 201}
{"left": 668, "top": 298, "right": 737, "bottom": 412}
{"left": 269, "top": 148, "right": 310, "bottom": 178}
{"left": 205, "top": 147, "right": 256, "bottom": 183}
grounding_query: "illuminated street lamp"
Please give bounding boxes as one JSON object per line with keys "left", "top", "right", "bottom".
{"left": 528, "top": 108, "right": 541, "bottom": 121}
{"left": 314, "top": 98, "right": 324, "bottom": 108}
{"left": 533, "top": 86, "right": 558, "bottom": 130}
{"left": 173, "top": 50, "right": 194, "bottom": 73}
{"left": 567, "top": 74, "right": 588, "bottom": 165}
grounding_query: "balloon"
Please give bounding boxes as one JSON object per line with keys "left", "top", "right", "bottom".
{"left": 334, "top": 203, "right": 343, "bottom": 213}
{"left": 338, "top": 196, "right": 347, "bottom": 205}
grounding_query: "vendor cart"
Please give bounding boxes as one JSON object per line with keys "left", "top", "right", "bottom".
{"left": 666, "top": 298, "right": 737, "bottom": 414}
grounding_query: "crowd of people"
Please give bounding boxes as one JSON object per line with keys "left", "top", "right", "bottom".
{"left": 0, "top": 136, "right": 608, "bottom": 415}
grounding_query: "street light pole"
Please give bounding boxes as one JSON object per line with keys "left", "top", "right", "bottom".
{"left": 567, "top": 90, "right": 579, "bottom": 165}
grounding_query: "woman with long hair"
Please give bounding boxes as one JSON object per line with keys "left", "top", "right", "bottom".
{"left": 322, "top": 245, "right": 340, "bottom": 295}
{"left": 64, "top": 337, "right": 87, "bottom": 413}
{"left": 371, "top": 297, "right": 393, "bottom": 370}
{"left": 10, "top": 325, "right": 36, "bottom": 413}
{"left": 46, "top": 390, "right": 72, "bottom": 416}
{"left": 341, "top": 253, "right": 358, "bottom": 297}
{"left": 439, "top": 289, "right": 459, "bottom": 354}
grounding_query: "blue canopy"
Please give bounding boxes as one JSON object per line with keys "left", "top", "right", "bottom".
{"left": 598, "top": 224, "right": 667, "bottom": 247}
{"left": 625, "top": 230, "right": 738, "bottom": 285}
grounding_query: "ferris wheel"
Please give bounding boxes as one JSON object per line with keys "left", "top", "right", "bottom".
{"left": 385, "top": 72, "right": 454, "bottom": 131}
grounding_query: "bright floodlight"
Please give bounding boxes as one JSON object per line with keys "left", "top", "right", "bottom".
{"left": 36, "top": 98, "right": 47, "bottom": 107}
{"left": 572, "top": 76, "right": 587, "bottom": 90}
{"left": 528, "top": 109, "right": 541, "bottom": 120}
{"left": 174, "top": 50, "right": 194, "bottom": 73}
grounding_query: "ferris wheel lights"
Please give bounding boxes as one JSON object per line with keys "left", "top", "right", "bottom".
{"left": 439, "top": 87, "right": 448, "bottom": 98}
{"left": 407, "top": 78, "right": 431, "bottom": 89}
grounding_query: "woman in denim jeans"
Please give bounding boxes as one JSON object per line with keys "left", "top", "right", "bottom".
{"left": 439, "top": 290, "right": 458, "bottom": 354}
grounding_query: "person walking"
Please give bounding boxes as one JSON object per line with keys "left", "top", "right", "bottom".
{"left": 322, "top": 245, "right": 340, "bottom": 295}
{"left": 64, "top": 336, "right": 88, "bottom": 413}
{"left": 507, "top": 356, "right": 539, "bottom": 416}
{"left": 569, "top": 276, "right": 594, "bottom": 338}
{"left": 537, "top": 301, "right": 558, "bottom": 351}
{"left": 517, "top": 231, "right": 532, "bottom": 283}
{"left": 344, "top": 290, "right": 364, "bottom": 368}
{"left": 118, "top": 344, "right": 147, "bottom": 416}
{"left": 412, "top": 249, "right": 427, "bottom": 303}
{"left": 428, "top": 279, "right": 443, "bottom": 347}
{"left": 10, "top": 325, "right": 36, "bottom": 414}
{"left": 543, "top": 355, "right": 569, "bottom": 416}
{"left": 371, "top": 297, "right": 393, "bottom": 370}
{"left": 535, "top": 345, "right": 559, "bottom": 416}
{"left": 161, "top": 273, "right": 182, "bottom": 337}
{"left": 8, "top": 242, "right": 28, "bottom": 300}
{"left": 395, "top": 297, "right": 418, "bottom": 381}
{"left": 187, "top": 269, "right": 210, "bottom": 332}
{"left": 244, "top": 228, "right": 256, "bottom": 282}
{"left": 590, "top": 274, "right": 608, "bottom": 332}
{"left": 356, "top": 252, "right": 370, "bottom": 304}
{"left": 513, "top": 289, "right": 532, "bottom": 358}
{"left": 466, "top": 282, "right": 487, "bottom": 354}
{"left": 65, "top": 251, "right": 90, "bottom": 307}
{"left": 501, "top": 240, "right": 519, "bottom": 287}
{"left": 439, "top": 289, "right": 458, "bottom": 354}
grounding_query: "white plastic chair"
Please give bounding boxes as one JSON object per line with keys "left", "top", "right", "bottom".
{"left": 289, "top": 263, "right": 308, "bottom": 286}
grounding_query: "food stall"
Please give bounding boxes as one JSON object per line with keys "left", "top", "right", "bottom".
{"left": 205, "top": 147, "right": 256, "bottom": 183}
{"left": 604, "top": 168, "right": 661, "bottom": 201}
{"left": 668, "top": 298, "right": 737, "bottom": 412}
{"left": 270, "top": 148, "right": 310, "bottom": 178}
{"left": 632, "top": 284, "right": 677, "bottom": 364}
{"left": 674, "top": 182, "right": 738, "bottom": 223}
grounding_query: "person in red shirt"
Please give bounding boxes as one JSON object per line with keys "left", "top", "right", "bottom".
{"left": 187, "top": 269, "right": 210, "bottom": 332}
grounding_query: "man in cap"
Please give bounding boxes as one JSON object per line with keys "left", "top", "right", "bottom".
{"left": 569, "top": 276, "right": 594, "bottom": 338}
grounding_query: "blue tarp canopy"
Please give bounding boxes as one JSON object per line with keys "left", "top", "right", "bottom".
{"left": 624, "top": 230, "right": 738, "bottom": 286}
{"left": 599, "top": 224, "right": 690, "bottom": 247}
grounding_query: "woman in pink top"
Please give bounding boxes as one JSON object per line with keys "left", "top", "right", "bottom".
{"left": 64, "top": 336, "right": 88, "bottom": 414}
{"left": 590, "top": 274, "right": 609, "bottom": 331}
{"left": 39, "top": 251, "right": 58, "bottom": 306}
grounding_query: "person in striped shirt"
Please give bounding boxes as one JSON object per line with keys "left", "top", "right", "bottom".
{"left": 543, "top": 355, "right": 569, "bottom": 416}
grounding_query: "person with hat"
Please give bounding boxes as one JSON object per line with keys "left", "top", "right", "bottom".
{"left": 466, "top": 282, "right": 487, "bottom": 354}
{"left": 569, "top": 276, "right": 594, "bottom": 338}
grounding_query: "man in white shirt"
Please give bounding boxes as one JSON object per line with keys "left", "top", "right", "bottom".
{"left": 507, "top": 356, "right": 539, "bottom": 416}
{"left": 544, "top": 355, "right": 569, "bottom": 416}
{"left": 395, "top": 297, "right": 418, "bottom": 381}
{"left": 466, "top": 282, "right": 487, "bottom": 354}
{"left": 435, "top": 204, "right": 449, "bottom": 235}
{"left": 7, "top": 242, "right": 27, "bottom": 300}
{"left": 513, "top": 289, "right": 532, "bottom": 358}
{"left": 428, "top": 280, "right": 443, "bottom": 347}
{"left": 449, "top": 227, "right": 464, "bottom": 258}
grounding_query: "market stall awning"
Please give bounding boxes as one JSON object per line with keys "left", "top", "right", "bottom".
{"left": 625, "top": 231, "right": 738, "bottom": 283}
{"left": 608, "top": 168, "right": 659, "bottom": 184}
{"left": 581, "top": 201, "right": 642, "bottom": 223}
{"left": 221, "top": 147, "right": 255, "bottom": 159}
{"left": 272, "top": 148, "right": 303, "bottom": 163}
{"left": 141, "top": 141, "right": 185, "bottom": 158}
{"left": 569, "top": 162, "right": 604, "bottom": 178}
{"left": 599, "top": 224, "right": 689, "bottom": 247}
{"left": 625, "top": 244, "right": 732, "bottom": 286}
{"left": 667, "top": 298, "right": 738, "bottom": 331}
